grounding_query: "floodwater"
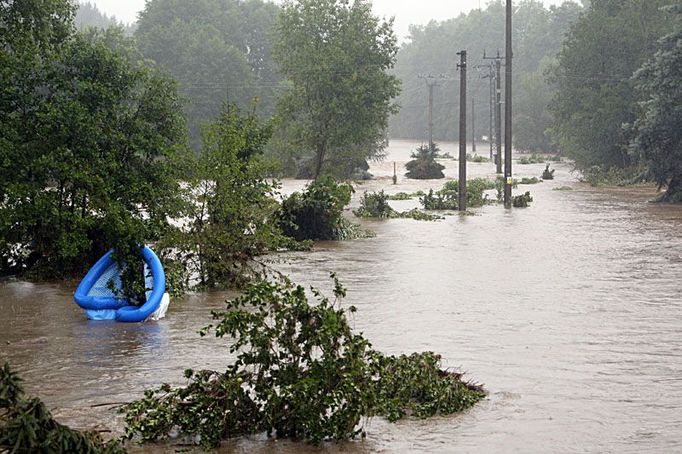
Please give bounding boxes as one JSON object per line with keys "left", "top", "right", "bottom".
{"left": 2, "top": 139, "right": 682, "bottom": 453}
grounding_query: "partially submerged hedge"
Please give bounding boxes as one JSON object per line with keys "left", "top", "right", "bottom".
{"left": 123, "top": 277, "right": 484, "bottom": 448}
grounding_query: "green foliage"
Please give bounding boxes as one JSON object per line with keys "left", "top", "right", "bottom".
{"left": 421, "top": 179, "right": 495, "bottom": 210}
{"left": 512, "top": 192, "right": 534, "bottom": 208}
{"left": 278, "top": 177, "right": 356, "bottom": 241}
{"left": 542, "top": 165, "right": 556, "bottom": 180}
{"left": 520, "top": 177, "right": 542, "bottom": 185}
{"left": 553, "top": 186, "right": 573, "bottom": 191}
{"left": 579, "top": 164, "right": 647, "bottom": 187}
{"left": 387, "top": 191, "right": 425, "bottom": 201}
{"left": 551, "top": 0, "right": 675, "bottom": 171}
{"left": 123, "top": 277, "right": 484, "bottom": 448}
{"left": 135, "top": 0, "right": 281, "bottom": 150}
{"left": 405, "top": 144, "right": 446, "bottom": 180}
{"left": 273, "top": 0, "right": 400, "bottom": 179}
{"left": 517, "top": 154, "right": 545, "bottom": 165}
{"left": 354, "top": 192, "right": 442, "bottom": 221}
{"left": 1, "top": 363, "right": 125, "bottom": 453}
{"left": 467, "top": 154, "right": 490, "bottom": 163}
{"left": 170, "top": 104, "right": 290, "bottom": 289}
{"left": 631, "top": 5, "right": 682, "bottom": 201}
{"left": 75, "top": 2, "right": 134, "bottom": 34}
{"left": 391, "top": 1, "right": 583, "bottom": 147}
{"left": 0, "top": 7, "right": 188, "bottom": 280}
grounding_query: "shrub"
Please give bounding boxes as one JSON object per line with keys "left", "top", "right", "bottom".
{"left": 542, "top": 164, "right": 556, "bottom": 180}
{"left": 123, "top": 277, "right": 484, "bottom": 448}
{"left": 421, "top": 179, "right": 495, "bottom": 210}
{"left": 405, "top": 144, "right": 446, "bottom": 179}
{"left": 520, "top": 177, "right": 542, "bottom": 185}
{"left": 278, "top": 177, "right": 355, "bottom": 241}
{"left": 0, "top": 363, "right": 125, "bottom": 453}
{"left": 512, "top": 192, "right": 534, "bottom": 207}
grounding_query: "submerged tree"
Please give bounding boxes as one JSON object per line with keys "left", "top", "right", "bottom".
{"left": 274, "top": 0, "right": 400, "bottom": 179}
{"left": 631, "top": 5, "right": 682, "bottom": 202}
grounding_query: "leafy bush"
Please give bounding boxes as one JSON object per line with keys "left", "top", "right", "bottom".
{"left": 354, "top": 192, "right": 442, "bottom": 221}
{"left": 405, "top": 144, "right": 446, "bottom": 179}
{"left": 467, "top": 154, "right": 490, "bottom": 163}
{"left": 0, "top": 363, "right": 125, "bottom": 453}
{"left": 123, "top": 277, "right": 484, "bottom": 448}
{"left": 278, "top": 177, "right": 356, "bottom": 241}
{"left": 388, "top": 191, "right": 424, "bottom": 200}
{"left": 517, "top": 154, "right": 545, "bottom": 165}
{"left": 520, "top": 177, "right": 542, "bottom": 185}
{"left": 421, "top": 179, "right": 495, "bottom": 210}
{"left": 512, "top": 192, "right": 534, "bottom": 207}
{"left": 542, "top": 164, "right": 556, "bottom": 180}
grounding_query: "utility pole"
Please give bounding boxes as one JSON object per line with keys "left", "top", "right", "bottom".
{"left": 457, "top": 50, "right": 467, "bottom": 212}
{"left": 483, "top": 50, "right": 504, "bottom": 175}
{"left": 504, "top": 0, "right": 513, "bottom": 208}
{"left": 472, "top": 97, "right": 476, "bottom": 153}
{"left": 476, "top": 62, "right": 496, "bottom": 162}
{"left": 418, "top": 74, "right": 448, "bottom": 150}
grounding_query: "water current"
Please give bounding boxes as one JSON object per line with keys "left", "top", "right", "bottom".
{"left": 2, "top": 140, "right": 682, "bottom": 453}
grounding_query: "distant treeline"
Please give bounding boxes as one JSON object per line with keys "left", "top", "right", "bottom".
{"left": 390, "top": 0, "right": 583, "bottom": 152}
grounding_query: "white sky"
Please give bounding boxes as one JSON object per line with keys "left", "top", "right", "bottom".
{"left": 89, "top": 0, "right": 569, "bottom": 40}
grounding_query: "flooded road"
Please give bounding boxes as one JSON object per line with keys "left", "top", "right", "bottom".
{"left": 2, "top": 140, "right": 682, "bottom": 453}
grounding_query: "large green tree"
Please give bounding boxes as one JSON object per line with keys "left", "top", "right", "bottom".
{"left": 550, "top": 0, "right": 675, "bottom": 170}
{"left": 274, "top": 0, "right": 401, "bottom": 179}
{"left": 135, "top": 0, "right": 281, "bottom": 150}
{"left": 0, "top": 2, "right": 187, "bottom": 277}
{"left": 632, "top": 4, "right": 682, "bottom": 201}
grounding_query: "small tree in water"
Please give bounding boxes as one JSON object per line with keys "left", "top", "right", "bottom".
{"left": 405, "top": 144, "right": 446, "bottom": 179}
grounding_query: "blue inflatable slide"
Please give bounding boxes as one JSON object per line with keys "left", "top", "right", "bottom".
{"left": 74, "top": 246, "right": 169, "bottom": 323}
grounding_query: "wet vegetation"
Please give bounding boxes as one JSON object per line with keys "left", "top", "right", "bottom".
{"left": 0, "top": 363, "right": 125, "bottom": 453}
{"left": 542, "top": 165, "right": 556, "bottom": 181}
{"left": 123, "top": 277, "right": 484, "bottom": 449}
{"left": 512, "top": 192, "right": 534, "bottom": 208}
{"left": 421, "top": 179, "right": 496, "bottom": 211}
{"left": 354, "top": 191, "right": 442, "bottom": 221}
{"left": 405, "top": 144, "right": 446, "bottom": 180}
{"left": 520, "top": 177, "right": 542, "bottom": 185}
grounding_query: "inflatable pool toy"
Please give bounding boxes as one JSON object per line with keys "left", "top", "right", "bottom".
{"left": 74, "top": 246, "right": 169, "bottom": 322}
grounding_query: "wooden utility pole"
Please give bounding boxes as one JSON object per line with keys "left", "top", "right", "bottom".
{"left": 457, "top": 50, "right": 467, "bottom": 212}
{"left": 418, "top": 74, "right": 448, "bottom": 150}
{"left": 484, "top": 50, "right": 504, "bottom": 175}
{"left": 504, "top": 0, "right": 513, "bottom": 208}
{"left": 472, "top": 97, "right": 476, "bottom": 153}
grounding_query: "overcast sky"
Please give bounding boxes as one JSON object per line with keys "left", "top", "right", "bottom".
{"left": 88, "top": 0, "right": 569, "bottom": 40}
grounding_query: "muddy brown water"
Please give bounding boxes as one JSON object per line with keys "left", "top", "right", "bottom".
{"left": 2, "top": 140, "right": 682, "bottom": 453}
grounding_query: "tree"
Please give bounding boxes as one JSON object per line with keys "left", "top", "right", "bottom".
{"left": 0, "top": 5, "right": 187, "bottom": 278}
{"left": 274, "top": 0, "right": 400, "bottom": 179}
{"left": 135, "top": 0, "right": 281, "bottom": 151}
{"left": 550, "top": 0, "right": 675, "bottom": 170}
{"left": 174, "top": 104, "right": 284, "bottom": 289}
{"left": 632, "top": 5, "right": 682, "bottom": 201}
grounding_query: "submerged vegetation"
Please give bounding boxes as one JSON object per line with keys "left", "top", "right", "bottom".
{"left": 512, "top": 192, "right": 534, "bottom": 208}
{"left": 354, "top": 191, "right": 442, "bottom": 221}
{"left": 405, "top": 144, "right": 446, "bottom": 180}
{"left": 123, "top": 277, "right": 484, "bottom": 448}
{"left": 542, "top": 165, "right": 556, "bottom": 181}
{"left": 0, "top": 363, "right": 125, "bottom": 453}
{"left": 421, "top": 179, "right": 496, "bottom": 211}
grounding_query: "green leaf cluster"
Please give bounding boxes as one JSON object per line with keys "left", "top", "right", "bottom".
{"left": 273, "top": 0, "right": 401, "bottom": 179}
{"left": 278, "top": 177, "right": 356, "bottom": 241}
{"left": 0, "top": 363, "right": 125, "bottom": 453}
{"left": 421, "top": 178, "right": 496, "bottom": 210}
{"left": 354, "top": 191, "right": 442, "bottom": 221}
{"left": 405, "top": 144, "right": 446, "bottom": 180}
{"left": 123, "top": 277, "right": 484, "bottom": 448}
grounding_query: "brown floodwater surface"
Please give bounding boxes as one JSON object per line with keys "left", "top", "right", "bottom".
{"left": 2, "top": 140, "right": 682, "bottom": 453}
